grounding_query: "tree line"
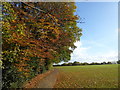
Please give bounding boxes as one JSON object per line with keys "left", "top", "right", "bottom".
{"left": 54, "top": 60, "right": 119, "bottom": 66}
{"left": 2, "top": 2, "right": 82, "bottom": 88}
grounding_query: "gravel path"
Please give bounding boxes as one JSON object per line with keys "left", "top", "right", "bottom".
{"left": 35, "top": 69, "right": 59, "bottom": 88}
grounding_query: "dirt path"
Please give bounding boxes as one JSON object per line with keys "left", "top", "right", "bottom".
{"left": 35, "top": 69, "right": 59, "bottom": 88}
{"left": 24, "top": 68, "right": 59, "bottom": 88}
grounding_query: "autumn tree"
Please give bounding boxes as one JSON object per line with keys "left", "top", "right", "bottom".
{"left": 2, "top": 2, "right": 82, "bottom": 88}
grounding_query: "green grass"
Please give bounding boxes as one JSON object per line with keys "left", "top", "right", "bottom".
{"left": 54, "top": 64, "right": 118, "bottom": 88}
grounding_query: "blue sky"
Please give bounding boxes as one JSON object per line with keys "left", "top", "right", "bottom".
{"left": 118, "top": 2, "right": 120, "bottom": 59}
{"left": 69, "top": 2, "right": 118, "bottom": 63}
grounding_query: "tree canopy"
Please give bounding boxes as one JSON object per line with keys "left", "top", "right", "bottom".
{"left": 2, "top": 2, "right": 82, "bottom": 88}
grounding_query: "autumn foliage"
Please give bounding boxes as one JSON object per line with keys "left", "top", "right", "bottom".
{"left": 2, "top": 2, "right": 82, "bottom": 88}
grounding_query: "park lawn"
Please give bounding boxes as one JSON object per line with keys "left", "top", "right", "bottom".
{"left": 54, "top": 64, "right": 119, "bottom": 88}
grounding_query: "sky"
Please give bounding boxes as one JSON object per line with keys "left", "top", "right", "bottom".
{"left": 118, "top": 2, "right": 120, "bottom": 59}
{"left": 69, "top": 2, "right": 118, "bottom": 63}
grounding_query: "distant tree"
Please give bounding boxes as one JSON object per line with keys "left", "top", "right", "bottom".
{"left": 89, "top": 62, "right": 100, "bottom": 65}
{"left": 89, "top": 62, "right": 95, "bottom": 65}
{"left": 81, "top": 62, "right": 88, "bottom": 65}
{"left": 117, "top": 60, "right": 120, "bottom": 64}
{"left": 103, "top": 62, "right": 107, "bottom": 64}
{"left": 107, "top": 62, "right": 112, "bottom": 64}
{"left": 101, "top": 62, "right": 107, "bottom": 65}
{"left": 93, "top": 62, "right": 100, "bottom": 65}
{"left": 62, "top": 63, "right": 68, "bottom": 66}
{"left": 68, "top": 62, "right": 73, "bottom": 66}
{"left": 72, "top": 61, "right": 80, "bottom": 66}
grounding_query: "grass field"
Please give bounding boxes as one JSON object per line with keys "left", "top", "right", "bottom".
{"left": 54, "top": 64, "right": 118, "bottom": 88}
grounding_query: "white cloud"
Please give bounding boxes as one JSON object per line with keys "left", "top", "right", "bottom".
{"left": 71, "top": 41, "right": 90, "bottom": 57}
{"left": 70, "top": 41, "right": 90, "bottom": 62}
{"left": 70, "top": 41, "right": 118, "bottom": 63}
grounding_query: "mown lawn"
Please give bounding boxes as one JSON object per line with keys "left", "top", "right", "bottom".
{"left": 54, "top": 64, "right": 118, "bottom": 88}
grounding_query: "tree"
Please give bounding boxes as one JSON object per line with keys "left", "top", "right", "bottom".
{"left": 107, "top": 62, "right": 112, "bottom": 64}
{"left": 2, "top": 2, "right": 82, "bottom": 88}
{"left": 82, "top": 62, "right": 88, "bottom": 65}
{"left": 67, "top": 62, "right": 73, "bottom": 66}
{"left": 101, "top": 62, "right": 107, "bottom": 65}
{"left": 117, "top": 60, "right": 120, "bottom": 64}
{"left": 72, "top": 61, "right": 80, "bottom": 66}
{"left": 62, "top": 63, "right": 68, "bottom": 66}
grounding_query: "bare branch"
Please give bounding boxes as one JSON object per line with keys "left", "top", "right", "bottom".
{"left": 22, "top": 2, "right": 46, "bottom": 13}
{"left": 22, "top": 2, "right": 60, "bottom": 26}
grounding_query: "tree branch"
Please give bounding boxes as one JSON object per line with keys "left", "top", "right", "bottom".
{"left": 22, "top": 2, "right": 60, "bottom": 26}
{"left": 22, "top": 2, "right": 46, "bottom": 13}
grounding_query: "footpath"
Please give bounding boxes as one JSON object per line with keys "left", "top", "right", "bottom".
{"left": 23, "top": 69, "right": 59, "bottom": 88}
